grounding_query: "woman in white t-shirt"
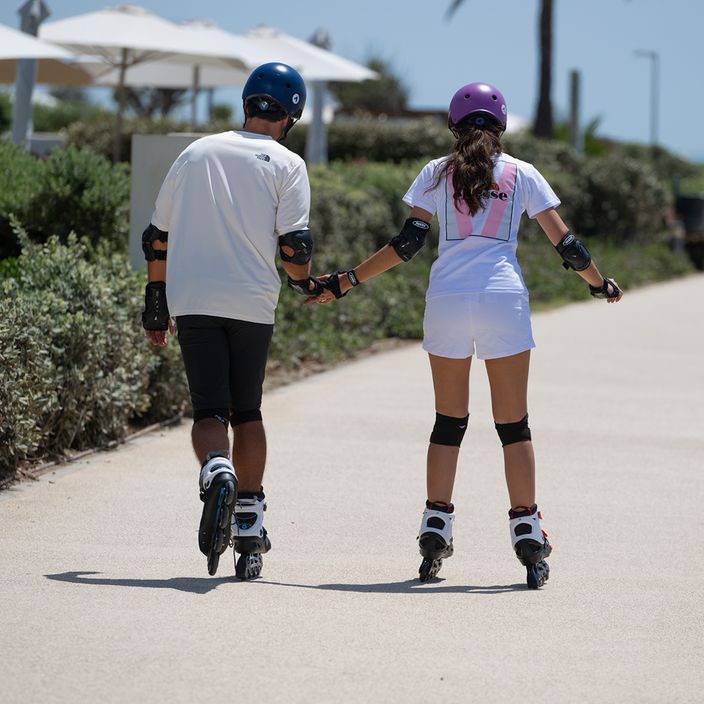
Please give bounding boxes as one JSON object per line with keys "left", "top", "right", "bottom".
{"left": 313, "top": 82, "right": 622, "bottom": 588}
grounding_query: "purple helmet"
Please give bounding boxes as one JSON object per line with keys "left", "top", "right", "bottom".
{"left": 448, "top": 82, "right": 507, "bottom": 132}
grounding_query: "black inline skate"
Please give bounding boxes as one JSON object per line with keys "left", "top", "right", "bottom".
{"left": 417, "top": 501, "right": 455, "bottom": 582}
{"left": 232, "top": 491, "right": 271, "bottom": 580}
{"left": 509, "top": 504, "right": 552, "bottom": 589}
{"left": 198, "top": 452, "right": 238, "bottom": 576}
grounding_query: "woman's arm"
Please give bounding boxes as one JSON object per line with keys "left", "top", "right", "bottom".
{"left": 312, "top": 206, "right": 433, "bottom": 303}
{"left": 535, "top": 208, "right": 623, "bottom": 302}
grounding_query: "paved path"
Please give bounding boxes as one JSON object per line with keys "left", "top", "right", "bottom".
{"left": 2, "top": 276, "right": 703, "bottom": 704}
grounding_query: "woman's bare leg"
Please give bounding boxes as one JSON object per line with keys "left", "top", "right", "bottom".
{"left": 484, "top": 350, "right": 535, "bottom": 510}
{"left": 426, "top": 353, "right": 472, "bottom": 504}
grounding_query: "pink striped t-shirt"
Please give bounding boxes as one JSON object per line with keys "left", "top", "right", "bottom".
{"left": 402, "top": 152, "right": 560, "bottom": 297}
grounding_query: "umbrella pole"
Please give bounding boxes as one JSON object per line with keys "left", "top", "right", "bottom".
{"left": 190, "top": 64, "right": 200, "bottom": 131}
{"left": 113, "top": 47, "right": 128, "bottom": 163}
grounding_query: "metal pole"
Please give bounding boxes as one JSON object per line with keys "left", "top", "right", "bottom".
{"left": 651, "top": 52, "right": 659, "bottom": 147}
{"left": 190, "top": 64, "right": 200, "bottom": 131}
{"left": 635, "top": 49, "right": 659, "bottom": 147}
{"left": 568, "top": 69, "right": 581, "bottom": 152}
{"left": 305, "top": 81, "right": 328, "bottom": 164}
{"left": 11, "top": 0, "right": 51, "bottom": 147}
{"left": 113, "top": 47, "right": 128, "bottom": 163}
{"left": 306, "top": 28, "right": 331, "bottom": 165}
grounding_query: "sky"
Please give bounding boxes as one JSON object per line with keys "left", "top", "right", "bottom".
{"left": 2, "top": 0, "right": 702, "bottom": 161}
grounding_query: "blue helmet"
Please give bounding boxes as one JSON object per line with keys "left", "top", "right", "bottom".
{"left": 242, "top": 62, "right": 306, "bottom": 119}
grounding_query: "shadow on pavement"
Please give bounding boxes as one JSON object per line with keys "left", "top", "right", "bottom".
{"left": 44, "top": 571, "right": 235, "bottom": 594}
{"left": 44, "top": 572, "right": 528, "bottom": 595}
{"left": 261, "top": 579, "right": 527, "bottom": 594}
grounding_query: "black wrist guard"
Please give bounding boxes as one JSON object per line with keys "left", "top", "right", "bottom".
{"left": 589, "top": 278, "right": 621, "bottom": 300}
{"left": 555, "top": 232, "right": 591, "bottom": 271}
{"left": 287, "top": 276, "right": 324, "bottom": 297}
{"left": 322, "top": 271, "right": 349, "bottom": 299}
{"left": 142, "top": 281, "right": 170, "bottom": 330}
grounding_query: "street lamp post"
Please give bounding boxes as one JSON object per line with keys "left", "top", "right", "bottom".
{"left": 634, "top": 49, "right": 659, "bottom": 147}
{"left": 12, "top": 0, "right": 51, "bottom": 147}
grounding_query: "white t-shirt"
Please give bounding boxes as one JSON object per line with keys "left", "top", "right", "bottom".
{"left": 151, "top": 131, "right": 310, "bottom": 324}
{"left": 403, "top": 152, "right": 560, "bottom": 298}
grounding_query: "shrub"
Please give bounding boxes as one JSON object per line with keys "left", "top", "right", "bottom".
{"left": 571, "top": 154, "right": 671, "bottom": 240}
{"left": 33, "top": 100, "right": 111, "bottom": 132}
{"left": 286, "top": 118, "right": 453, "bottom": 163}
{"left": 0, "top": 142, "right": 42, "bottom": 257}
{"left": 0, "top": 232, "right": 187, "bottom": 473}
{"left": 0, "top": 92, "right": 11, "bottom": 132}
{"left": 65, "top": 114, "right": 232, "bottom": 162}
{"left": 0, "top": 142, "right": 129, "bottom": 257}
{"left": 30, "top": 146, "right": 130, "bottom": 249}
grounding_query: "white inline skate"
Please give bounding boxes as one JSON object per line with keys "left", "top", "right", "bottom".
{"left": 232, "top": 492, "right": 271, "bottom": 580}
{"left": 417, "top": 501, "right": 455, "bottom": 582}
{"left": 509, "top": 504, "right": 552, "bottom": 589}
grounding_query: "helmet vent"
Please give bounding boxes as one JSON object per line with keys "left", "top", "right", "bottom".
{"left": 464, "top": 93, "right": 470, "bottom": 99}
{"left": 492, "top": 94, "right": 497, "bottom": 100}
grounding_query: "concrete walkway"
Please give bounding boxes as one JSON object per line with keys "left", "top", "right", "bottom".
{"left": 2, "top": 276, "right": 703, "bottom": 704}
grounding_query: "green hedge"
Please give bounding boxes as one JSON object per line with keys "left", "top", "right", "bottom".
{"left": 0, "top": 142, "right": 129, "bottom": 258}
{"left": 0, "top": 231, "right": 187, "bottom": 473}
{"left": 65, "top": 114, "right": 230, "bottom": 163}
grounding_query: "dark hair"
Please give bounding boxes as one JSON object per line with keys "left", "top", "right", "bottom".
{"left": 244, "top": 96, "right": 288, "bottom": 123}
{"left": 429, "top": 117, "right": 504, "bottom": 216}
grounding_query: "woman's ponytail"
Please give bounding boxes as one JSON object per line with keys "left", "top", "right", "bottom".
{"left": 429, "top": 119, "right": 503, "bottom": 217}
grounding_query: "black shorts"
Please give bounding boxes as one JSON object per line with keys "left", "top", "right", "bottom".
{"left": 176, "top": 315, "right": 274, "bottom": 426}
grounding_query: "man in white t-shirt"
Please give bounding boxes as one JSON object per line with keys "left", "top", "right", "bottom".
{"left": 141, "top": 63, "right": 322, "bottom": 578}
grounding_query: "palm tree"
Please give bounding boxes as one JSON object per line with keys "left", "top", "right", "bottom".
{"left": 447, "top": 0, "right": 554, "bottom": 139}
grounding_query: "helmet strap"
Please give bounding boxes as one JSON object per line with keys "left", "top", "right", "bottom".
{"left": 279, "top": 116, "right": 298, "bottom": 142}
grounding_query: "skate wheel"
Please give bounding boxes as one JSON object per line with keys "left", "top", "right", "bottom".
{"left": 224, "top": 479, "right": 237, "bottom": 505}
{"left": 235, "top": 552, "right": 263, "bottom": 580}
{"left": 213, "top": 529, "right": 228, "bottom": 554}
{"left": 526, "top": 560, "right": 550, "bottom": 589}
{"left": 217, "top": 502, "right": 231, "bottom": 530}
{"left": 207, "top": 550, "right": 220, "bottom": 576}
{"left": 418, "top": 558, "right": 442, "bottom": 582}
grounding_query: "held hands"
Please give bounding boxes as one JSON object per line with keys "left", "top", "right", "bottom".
{"left": 303, "top": 271, "right": 353, "bottom": 305}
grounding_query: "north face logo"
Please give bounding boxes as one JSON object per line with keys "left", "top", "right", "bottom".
{"left": 255, "top": 153, "right": 271, "bottom": 162}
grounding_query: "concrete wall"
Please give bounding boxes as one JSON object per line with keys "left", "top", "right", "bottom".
{"left": 128, "top": 133, "right": 207, "bottom": 270}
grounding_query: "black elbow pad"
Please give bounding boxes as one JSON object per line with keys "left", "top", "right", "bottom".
{"left": 142, "top": 224, "right": 168, "bottom": 261}
{"left": 389, "top": 218, "right": 430, "bottom": 262}
{"left": 278, "top": 229, "right": 313, "bottom": 265}
{"left": 555, "top": 232, "right": 591, "bottom": 271}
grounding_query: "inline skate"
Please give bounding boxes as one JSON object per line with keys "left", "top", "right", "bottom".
{"left": 418, "top": 501, "right": 455, "bottom": 582}
{"left": 232, "top": 491, "right": 271, "bottom": 580}
{"left": 199, "top": 452, "right": 238, "bottom": 576}
{"left": 509, "top": 504, "right": 552, "bottom": 589}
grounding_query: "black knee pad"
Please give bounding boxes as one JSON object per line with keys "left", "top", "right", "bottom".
{"left": 495, "top": 414, "right": 531, "bottom": 447}
{"left": 231, "top": 408, "right": 263, "bottom": 427}
{"left": 193, "top": 408, "right": 230, "bottom": 427}
{"left": 430, "top": 413, "right": 469, "bottom": 447}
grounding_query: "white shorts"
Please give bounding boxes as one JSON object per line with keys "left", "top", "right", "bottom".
{"left": 422, "top": 292, "right": 535, "bottom": 360}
